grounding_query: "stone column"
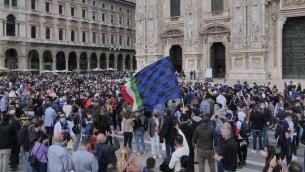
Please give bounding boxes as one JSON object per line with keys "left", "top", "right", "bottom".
{"left": 97, "top": 55, "right": 101, "bottom": 68}
{"left": 17, "top": 23, "right": 20, "bottom": 36}
{"left": 106, "top": 56, "right": 109, "bottom": 69}
{"left": 65, "top": 57, "right": 68, "bottom": 70}
{"left": 276, "top": 16, "right": 286, "bottom": 79}
{"left": 3, "top": 22, "right": 6, "bottom": 36}
{"left": 52, "top": 57, "right": 56, "bottom": 70}
{"left": 76, "top": 54, "right": 80, "bottom": 70}
{"left": 114, "top": 54, "right": 117, "bottom": 69}
{"left": 122, "top": 57, "right": 126, "bottom": 71}
{"left": 39, "top": 57, "right": 43, "bottom": 71}
{"left": 87, "top": 58, "right": 90, "bottom": 70}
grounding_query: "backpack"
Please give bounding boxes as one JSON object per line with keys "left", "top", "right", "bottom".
{"left": 275, "top": 121, "right": 286, "bottom": 146}
{"left": 17, "top": 124, "right": 34, "bottom": 147}
{"left": 239, "top": 120, "right": 251, "bottom": 138}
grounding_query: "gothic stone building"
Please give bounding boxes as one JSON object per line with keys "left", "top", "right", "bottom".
{"left": 136, "top": 0, "right": 305, "bottom": 80}
{"left": 0, "top": 0, "right": 137, "bottom": 72}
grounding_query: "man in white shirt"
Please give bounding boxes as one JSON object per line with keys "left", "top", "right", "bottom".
{"left": 216, "top": 92, "right": 227, "bottom": 108}
{"left": 169, "top": 124, "right": 190, "bottom": 172}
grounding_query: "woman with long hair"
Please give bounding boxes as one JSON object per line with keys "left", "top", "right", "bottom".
{"left": 133, "top": 112, "right": 147, "bottom": 155}
{"left": 123, "top": 112, "right": 134, "bottom": 149}
{"left": 116, "top": 147, "right": 138, "bottom": 172}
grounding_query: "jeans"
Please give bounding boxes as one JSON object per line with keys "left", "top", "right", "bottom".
{"left": 165, "top": 141, "right": 175, "bottom": 159}
{"left": 134, "top": 130, "right": 145, "bottom": 153}
{"left": 252, "top": 130, "right": 263, "bottom": 150}
{"left": 217, "top": 161, "right": 224, "bottom": 172}
{"left": 123, "top": 132, "right": 133, "bottom": 149}
{"left": 151, "top": 132, "right": 161, "bottom": 156}
{"left": 237, "top": 139, "right": 248, "bottom": 163}
{"left": 262, "top": 127, "right": 269, "bottom": 147}
{"left": 197, "top": 149, "right": 215, "bottom": 172}
{"left": 74, "top": 133, "right": 81, "bottom": 151}
{"left": 0, "top": 149, "right": 11, "bottom": 172}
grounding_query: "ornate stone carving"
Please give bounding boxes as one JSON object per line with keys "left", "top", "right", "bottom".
{"left": 284, "top": 0, "right": 305, "bottom": 6}
{"left": 161, "top": 29, "right": 184, "bottom": 38}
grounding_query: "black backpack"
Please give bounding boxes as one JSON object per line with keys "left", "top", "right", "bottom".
{"left": 275, "top": 121, "right": 286, "bottom": 146}
{"left": 17, "top": 124, "right": 34, "bottom": 149}
{"left": 239, "top": 120, "right": 251, "bottom": 138}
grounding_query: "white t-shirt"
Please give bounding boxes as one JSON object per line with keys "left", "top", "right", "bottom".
{"left": 169, "top": 130, "right": 190, "bottom": 172}
{"left": 63, "top": 104, "right": 72, "bottom": 117}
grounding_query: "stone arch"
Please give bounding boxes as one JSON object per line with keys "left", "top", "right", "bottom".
{"left": 80, "top": 52, "right": 88, "bottom": 70}
{"left": 56, "top": 51, "right": 65, "bottom": 70}
{"left": 109, "top": 54, "right": 115, "bottom": 68}
{"left": 6, "top": 14, "right": 16, "bottom": 36}
{"left": 90, "top": 53, "right": 98, "bottom": 69}
{"left": 125, "top": 54, "right": 131, "bottom": 70}
{"left": 42, "top": 50, "right": 53, "bottom": 70}
{"left": 5, "top": 48, "right": 18, "bottom": 69}
{"left": 68, "top": 52, "right": 77, "bottom": 71}
{"left": 28, "top": 49, "right": 39, "bottom": 70}
{"left": 100, "top": 53, "right": 107, "bottom": 69}
{"left": 117, "top": 54, "right": 123, "bottom": 71}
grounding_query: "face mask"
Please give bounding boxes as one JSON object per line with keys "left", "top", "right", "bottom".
{"left": 60, "top": 117, "right": 66, "bottom": 123}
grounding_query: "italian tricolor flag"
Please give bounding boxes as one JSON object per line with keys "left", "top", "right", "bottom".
{"left": 121, "top": 77, "right": 143, "bottom": 112}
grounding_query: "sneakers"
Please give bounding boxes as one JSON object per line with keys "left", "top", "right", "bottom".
{"left": 251, "top": 149, "right": 256, "bottom": 153}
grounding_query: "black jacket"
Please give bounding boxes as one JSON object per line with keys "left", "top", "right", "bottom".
{"left": 0, "top": 122, "right": 18, "bottom": 149}
{"left": 160, "top": 115, "right": 177, "bottom": 146}
{"left": 221, "top": 139, "right": 237, "bottom": 171}
{"left": 250, "top": 111, "right": 264, "bottom": 130}
{"left": 95, "top": 137, "right": 120, "bottom": 166}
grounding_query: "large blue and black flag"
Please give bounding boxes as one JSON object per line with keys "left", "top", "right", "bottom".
{"left": 126, "top": 56, "right": 181, "bottom": 111}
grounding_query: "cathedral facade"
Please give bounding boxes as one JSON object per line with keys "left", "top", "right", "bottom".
{"left": 135, "top": 0, "right": 305, "bottom": 80}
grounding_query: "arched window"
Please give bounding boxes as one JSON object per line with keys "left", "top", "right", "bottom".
{"left": 12, "top": 0, "right": 17, "bottom": 7}
{"left": 59, "top": 29, "right": 63, "bottom": 41}
{"left": 71, "top": 31, "right": 75, "bottom": 42}
{"left": 6, "top": 15, "right": 16, "bottom": 36}
{"left": 45, "top": 27, "right": 50, "bottom": 40}
{"left": 4, "top": 0, "right": 9, "bottom": 6}
{"left": 212, "top": 0, "right": 224, "bottom": 12}
{"left": 170, "top": 0, "right": 180, "bottom": 17}
{"left": 31, "top": 26, "right": 36, "bottom": 38}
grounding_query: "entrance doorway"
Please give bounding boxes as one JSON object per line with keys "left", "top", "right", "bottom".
{"left": 283, "top": 17, "right": 305, "bottom": 79}
{"left": 169, "top": 45, "right": 182, "bottom": 73}
{"left": 5, "top": 48, "right": 18, "bottom": 69}
{"left": 210, "top": 42, "right": 225, "bottom": 78}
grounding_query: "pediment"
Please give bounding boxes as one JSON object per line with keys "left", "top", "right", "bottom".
{"left": 161, "top": 29, "right": 184, "bottom": 38}
{"left": 200, "top": 25, "right": 230, "bottom": 35}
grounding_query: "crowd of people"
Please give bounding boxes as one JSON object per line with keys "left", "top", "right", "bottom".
{"left": 0, "top": 72, "right": 304, "bottom": 172}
